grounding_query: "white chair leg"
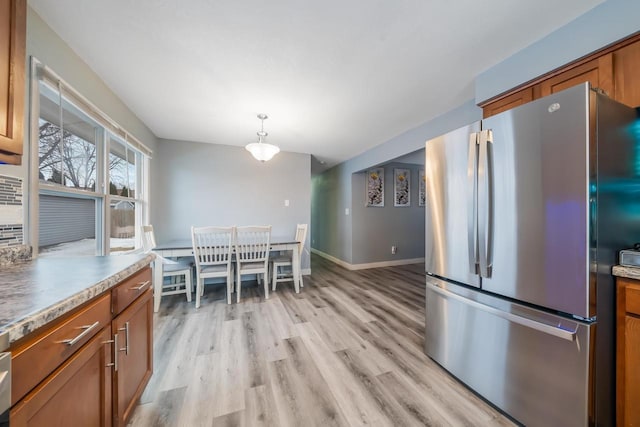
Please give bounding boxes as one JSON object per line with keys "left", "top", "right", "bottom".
{"left": 264, "top": 273, "right": 269, "bottom": 299}
{"left": 272, "top": 264, "right": 278, "bottom": 291}
{"left": 237, "top": 269, "right": 242, "bottom": 303}
{"left": 226, "top": 276, "right": 232, "bottom": 304}
{"left": 185, "top": 272, "right": 192, "bottom": 302}
{"left": 195, "top": 277, "right": 202, "bottom": 309}
{"left": 299, "top": 272, "right": 304, "bottom": 288}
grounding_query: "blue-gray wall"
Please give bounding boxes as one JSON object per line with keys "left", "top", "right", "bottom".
{"left": 152, "top": 139, "right": 311, "bottom": 269}
{"left": 312, "top": 0, "right": 640, "bottom": 266}
{"left": 311, "top": 101, "right": 480, "bottom": 265}
{"left": 476, "top": 0, "right": 640, "bottom": 103}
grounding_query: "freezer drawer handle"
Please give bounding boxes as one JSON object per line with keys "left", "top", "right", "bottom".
{"left": 428, "top": 283, "right": 577, "bottom": 342}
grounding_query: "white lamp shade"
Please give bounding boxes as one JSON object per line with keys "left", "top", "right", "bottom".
{"left": 245, "top": 142, "right": 280, "bottom": 162}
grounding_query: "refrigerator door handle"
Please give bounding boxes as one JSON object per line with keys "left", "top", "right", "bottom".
{"left": 427, "top": 282, "right": 577, "bottom": 342}
{"left": 478, "top": 129, "right": 494, "bottom": 278}
{"left": 467, "top": 132, "right": 479, "bottom": 275}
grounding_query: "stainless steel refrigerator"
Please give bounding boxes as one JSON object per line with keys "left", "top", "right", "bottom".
{"left": 424, "top": 83, "right": 639, "bottom": 426}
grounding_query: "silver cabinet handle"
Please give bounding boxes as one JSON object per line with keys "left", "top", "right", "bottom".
{"left": 60, "top": 321, "right": 100, "bottom": 346}
{"left": 103, "top": 337, "right": 116, "bottom": 370}
{"left": 118, "top": 321, "right": 129, "bottom": 355}
{"left": 478, "top": 129, "right": 494, "bottom": 278}
{"left": 113, "top": 333, "right": 118, "bottom": 371}
{"left": 428, "top": 282, "right": 577, "bottom": 342}
{"left": 129, "top": 280, "right": 150, "bottom": 291}
{"left": 467, "top": 132, "right": 479, "bottom": 275}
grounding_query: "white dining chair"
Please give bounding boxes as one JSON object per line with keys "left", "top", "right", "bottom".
{"left": 191, "top": 226, "right": 235, "bottom": 307}
{"left": 141, "top": 225, "right": 192, "bottom": 309}
{"left": 235, "top": 225, "right": 271, "bottom": 302}
{"left": 271, "top": 224, "right": 307, "bottom": 292}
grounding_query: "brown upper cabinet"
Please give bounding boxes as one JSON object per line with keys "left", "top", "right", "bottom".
{"left": 613, "top": 40, "right": 640, "bottom": 108}
{"left": 0, "top": 0, "right": 26, "bottom": 165}
{"left": 481, "top": 33, "right": 640, "bottom": 118}
{"left": 482, "top": 87, "right": 533, "bottom": 119}
{"left": 538, "top": 54, "right": 613, "bottom": 98}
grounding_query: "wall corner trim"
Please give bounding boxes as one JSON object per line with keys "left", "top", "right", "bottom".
{"left": 311, "top": 248, "right": 423, "bottom": 271}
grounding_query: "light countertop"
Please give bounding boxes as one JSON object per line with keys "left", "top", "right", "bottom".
{"left": 612, "top": 265, "right": 640, "bottom": 281}
{"left": 0, "top": 253, "right": 155, "bottom": 344}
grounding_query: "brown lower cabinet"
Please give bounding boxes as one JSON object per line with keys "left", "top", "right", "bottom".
{"left": 113, "top": 288, "right": 153, "bottom": 426}
{"left": 617, "top": 277, "right": 640, "bottom": 426}
{"left": 10, "top": 327, "right": 113, "bottom": 426}
{"left": 9, "top": 265, "right": 153, "bottom": 426}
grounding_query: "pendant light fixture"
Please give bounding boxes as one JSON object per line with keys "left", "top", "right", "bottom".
{"left": 245, "top": 113, "right": 280, "bottom": 162}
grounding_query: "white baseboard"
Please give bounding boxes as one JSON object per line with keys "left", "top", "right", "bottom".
{"left": 311, "top": 248, "right": 423, "bottom": 271}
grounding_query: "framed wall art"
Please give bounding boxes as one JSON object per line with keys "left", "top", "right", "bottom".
{"left": 366, "top": 168, "right": 384, "bottom": 207}
{"left": 419, "top": 169, "right": 425, "bottom": 207}
{"left": 394, "top": 168, "right": 410, "bottom": 207}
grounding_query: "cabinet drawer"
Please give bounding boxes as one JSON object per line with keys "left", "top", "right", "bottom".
{"left": 627, "top": 284, "right": 640, "bottom": 316}
{"left": 11, "top": 293, "right": 111, "bottom": 405}
{"left": 112, "top": 267, "right": 152, "bottom": 316}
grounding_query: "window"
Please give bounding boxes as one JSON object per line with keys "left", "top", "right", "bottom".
{"left": 32, "top": 60, "right": 151, "bottom": 257}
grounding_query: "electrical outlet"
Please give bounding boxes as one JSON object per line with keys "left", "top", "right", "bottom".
{"left": 284, "top": 199, "right": 290, "bottom": 207}
{"left": 391, "top": 245, "right": 397, "bottom": 254}
{"left": 345, "top": 208, "right": 350, "bottom": 215}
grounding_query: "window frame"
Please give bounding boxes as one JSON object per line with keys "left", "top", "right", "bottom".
{"left": 29, "top": 57, "right": 151, "bottom": 257}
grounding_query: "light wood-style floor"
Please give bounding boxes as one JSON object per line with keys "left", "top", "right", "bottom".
{"left": 129, "top": 255, "right": 515, "bottom": 427}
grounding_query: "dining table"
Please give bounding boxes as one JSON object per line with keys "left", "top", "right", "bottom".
{"left": 152, "top": 238, "right": 302, "bottom": 311}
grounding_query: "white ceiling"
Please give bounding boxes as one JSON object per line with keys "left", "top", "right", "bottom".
{"left": 29, "top": 0, "right": 602, "bottom": 168}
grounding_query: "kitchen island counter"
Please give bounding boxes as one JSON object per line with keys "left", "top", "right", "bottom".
{"left": 0, "top": 253, "right": 155, "bottom": 344}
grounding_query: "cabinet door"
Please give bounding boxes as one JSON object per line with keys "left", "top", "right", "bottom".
{"left": 539, "top": 53, "right": 613, "bottom": 98}
{"left": 613, "top": 39, "right": 640, "bottom": 107}
{"left": 0, "top": 0, "right": 26, "bottom": 164}
{"left": 482, "top": 87, "right": 533, "bottom": 118}
{"left": 10, "top": 327, "right": 113, "bottom": 427}
{"left": 624, "top": 314, "right": 640, "bottom": 426}
{"left": 112, "top": 288, "right": 153, "bottom": 426}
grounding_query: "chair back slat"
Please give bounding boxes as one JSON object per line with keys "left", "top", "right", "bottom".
{"left": 235, "top": 226, "right": 271, "bottom": 263}
{"left": 191, "top": 226, "right": 234, "bottom": 268}
{"left": 141, "top": 225, "right": 157, "bottom": 252}
{"left": 295, "top": 224, "right": 308, "bottom": 257}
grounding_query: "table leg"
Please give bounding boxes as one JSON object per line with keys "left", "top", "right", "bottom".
{"left": 153, "top": 256, "right": 163, "bottom": 312}
{"left": 292, "top": 245, "right": 300, "bottom": 294}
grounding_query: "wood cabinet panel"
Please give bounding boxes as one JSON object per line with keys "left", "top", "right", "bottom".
{"left": 482, "top": 87, "right": 533, "bottom": 118}
{"left": 539, "top": 54, "right": 613, "bottom": 98}
{"left": 627, "top": 285, "right": 640, "bottom": 316}
{"left": 624, "top": 315, "right": 640, "bottom": 426}
{"left": 617, "top": 278, "right": 640, "bottom": 426}
{"left": 613, "top": 40, "right": 640, "bottom": 107}
{"left": 10, "top": 293, "right": 111, "bottom": 406}
{"left": 112, "top": 288, "right": 153, "bottom": 426}
{"left": 10, "top": 326, "right": 113, "bottom": 427}
{"left": 112, "top": 267, "right": 152, "bottom": 316}
{"left": 0, "top": 0, "right": 25, "bottom": 164}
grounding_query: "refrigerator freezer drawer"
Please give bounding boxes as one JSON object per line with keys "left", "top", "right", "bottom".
{"left": 425, "top": 277, "right": 592, "bottom": 427}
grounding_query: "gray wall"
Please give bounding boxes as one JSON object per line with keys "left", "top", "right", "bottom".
{"left": 152, "top": 139, "right": 311, "bottom": 269}
{"left": 311, "top": 100, "right": 480, "bottom": 264}
{"left": 351, "top": 163, "right": 424, "bottom": 264}
{"left": 0, "top": 7, "right": 159, "bottom": 243}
